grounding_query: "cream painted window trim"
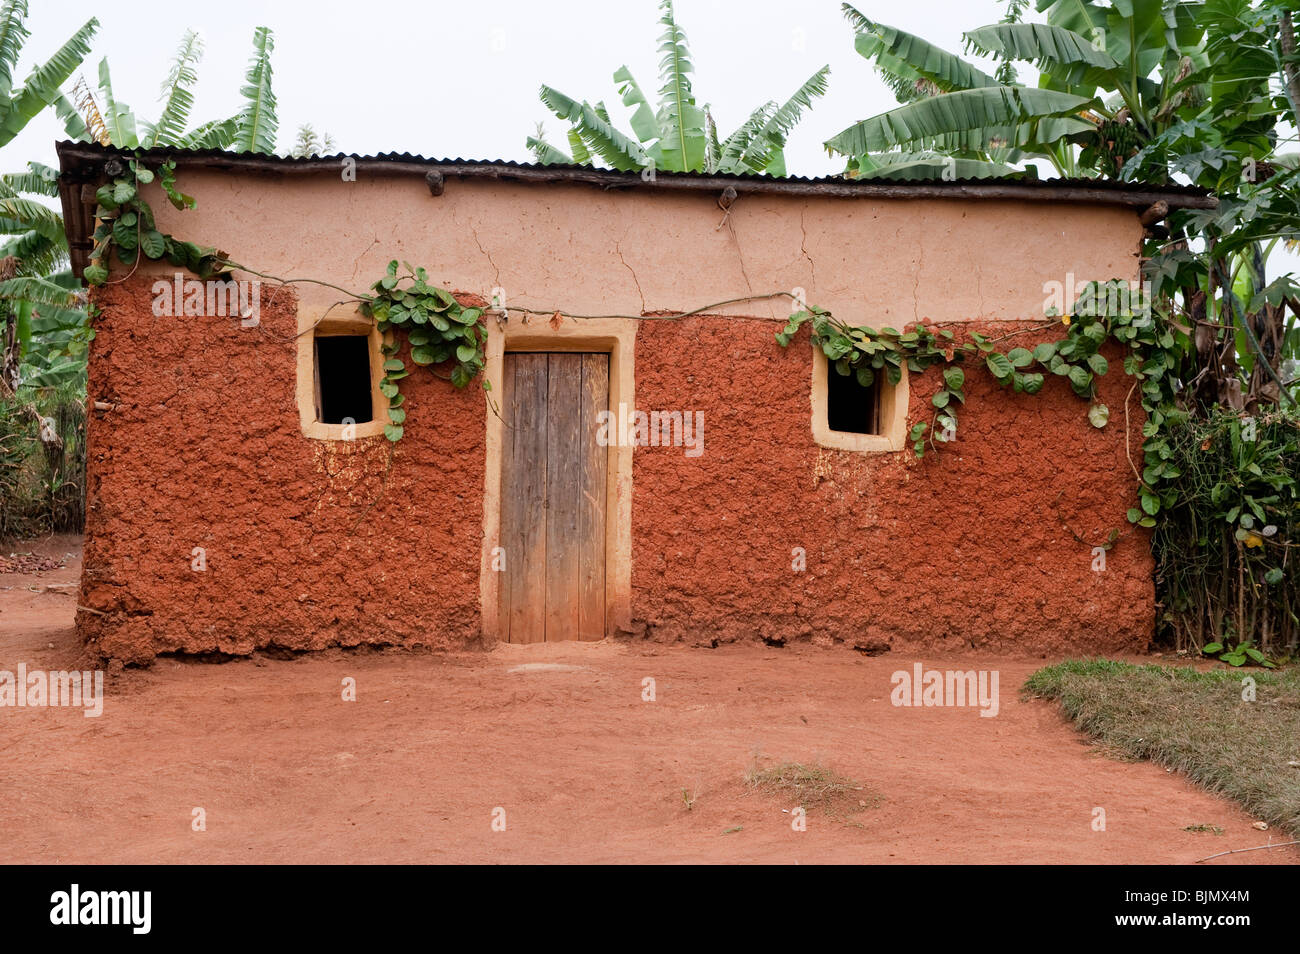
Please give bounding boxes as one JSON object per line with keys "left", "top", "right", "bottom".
{"left": 295, "top": 308, "right": 390, "bottom": 440}
{"left": 809, "top": 345, "right": 909, "bottom": 452}
{"left": 479, "top": 313, "right": 636, "bottom": 642}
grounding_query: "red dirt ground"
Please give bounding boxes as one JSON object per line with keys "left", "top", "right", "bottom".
{"left": 1, "top": 536, "right": 1294, "bottom": 865}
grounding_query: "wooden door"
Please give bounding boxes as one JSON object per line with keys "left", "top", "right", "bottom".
{"left": 499, "top": 352, "right": 608, "bottom": 642}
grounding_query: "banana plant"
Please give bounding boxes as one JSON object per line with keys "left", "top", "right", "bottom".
{"left": 0, "top": 1, "right": 97, "bottom": 396}
{"left": 0, "top": 1, "right": 98, "bottom": 280}
{"left": 233, "top": 26, "right": 276, "bottom": 153}
{"left": 0, "top": 0, "right": 97, "bottom": 147}
{"left": 828, "top": 1, "right": 1205, "bottom": 179}
{"left": 1126, "top": 0, "right": 1300, "bottom": 411}
{"left": 528, "top": 0, "right": 829, "bottom": 175}
{"left": 0, "top": 160, "right": 84, "bottom": 391}
{"left": 84, "top": 26, "right": 276, "bottom": 154}
{"left": 3, "top": 19, "right": 280, "bottom": 399}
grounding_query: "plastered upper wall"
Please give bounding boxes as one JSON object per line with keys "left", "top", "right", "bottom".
{"left": 145, "top": 171, "right": 1144, "bottom": 322}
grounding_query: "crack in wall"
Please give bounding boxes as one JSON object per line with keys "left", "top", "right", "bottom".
{"left": 350, "top": 236, "right": 381, "bottom": 284}
{"left": 912, "top": 229, "right": 925, "bottom": 323}
{"left": 451, "top": 208, "right": 502, "bottom": 289}
{"left": 615, "top": 237, "right": 647, "bottom": 314}
{"left": 799, "top": 206, "right": 817, "bottom": 293}
{"left": 726, "top": 218, "right": 756, "bottom": 301}
{"left": 469, "top": 225, "right": 502, "bottom": 289}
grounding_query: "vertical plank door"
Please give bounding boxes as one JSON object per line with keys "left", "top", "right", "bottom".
{"left": 499, "top": 352, "right": 608, "bottom": 642}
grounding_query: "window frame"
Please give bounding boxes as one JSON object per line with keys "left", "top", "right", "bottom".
{"left": 809, "top": 346, "right": 909, "bottom": 452}
{"left": 296, "top": 309, "right": 389, "bottom": 440}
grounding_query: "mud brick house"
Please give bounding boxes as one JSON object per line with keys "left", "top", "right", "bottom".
{"left": 55, "top": 142, "right": 1213, "bottom": 663}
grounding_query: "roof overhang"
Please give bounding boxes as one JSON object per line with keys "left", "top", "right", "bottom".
{"left": 56, "top": 141, "right": 1217, "bottom": 280}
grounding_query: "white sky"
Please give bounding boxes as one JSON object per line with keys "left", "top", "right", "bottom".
{"left": 9, "top": 0, "right": 1025, "bottom": 172}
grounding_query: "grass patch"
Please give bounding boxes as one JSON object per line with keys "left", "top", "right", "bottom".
{"left": 1025, "top": 659, "right": 1300, "bottom": 834}
{"left": 744, "top": 761, "right": 876, "bottom": 817}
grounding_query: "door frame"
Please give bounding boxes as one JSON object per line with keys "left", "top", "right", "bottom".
{"left": 480, "top": 315, "right": 636, "bottom": 642}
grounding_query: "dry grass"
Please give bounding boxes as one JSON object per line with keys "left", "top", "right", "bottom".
{"left": 744, "top": 760, "right": 877, "bottom": 817}
{"left": 1025, "top": 659, "right": 1300, "bottom": 834}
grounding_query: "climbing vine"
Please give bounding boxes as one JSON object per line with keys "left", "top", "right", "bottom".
{"left": 361, "top": 260, "right": 487, "bottom": 442}
{"left": 82, "top": 156, "right": 225, "bottom": 286}
{"left": 777, "top": 279, "right": 1180, "bottom": 528}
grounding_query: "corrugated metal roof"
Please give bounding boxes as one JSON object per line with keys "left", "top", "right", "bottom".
{"left": 54, "top": 140, "right": 1212, "bottom": 200}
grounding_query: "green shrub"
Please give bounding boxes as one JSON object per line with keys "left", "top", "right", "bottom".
{"left": 0, "top": 385, "right": 85, "bottom": 541}
{"left": 1153, "top": 409, "right": 1298, "bottom": 658}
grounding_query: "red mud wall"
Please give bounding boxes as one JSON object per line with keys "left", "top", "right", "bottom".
{"left": 630, "top": 316, "right": 1153, "bottom": 655}
{"left": 78, "top": 278, "right": 485, "bottom": 663}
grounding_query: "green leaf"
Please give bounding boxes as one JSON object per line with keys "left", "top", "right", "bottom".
{"left": 1087, "top": 353, "right": 1109, "bottom": 376}
{"left": 732, "top": 65, "right": 830, "bottom": 173}
{"left": 825, "top": 86, "right": 1092, "bottom": 156}
{"left": 985, "top": 352, "right": 1013, "bottom": 379}
{"left": 1007, "top": 347, "right": 1034, "bottom": 368}
{"left": 233, "top": 26, "right": 279, "bottom": 154}
{"left": 844, "top": 7, "right": 1000, "bottom": 94}
{"left": 141, "top": 29, "right": 203, "bottom": 147}
{"left": 384, "top": 423, "right": 404, "bottom": 442}
{"left": 1088, "top": 404, "right": 1109, "bottom": 428}
{"left": 539, "top": 84, "right": 648, "bottom": 170}
{"left": 140, "top": 229, "right": 165, "bottom": 259}
{"left": 613, "top": 65, "right": 661, "bottom": 145}
{"left": 525, "top": 129, "right": 574, "bottom": 165}
{"left": 2, "top": 17, "right": 99, "bottom": 146}
{"left": 111, "top": 216, "right": 137, "bottom": 250}
{"left": 1202, "top": 642, "right": 1223, "bottom": 654}
{"left": 450, "top": 364, "right": 472, "bottom": 389}
{"left": 942, "top": 367, "right": 964, "bottom": 390}
{"left": 649, "top": 0, "right": 708, "bottom": 173}
{"left": 962, "top": 22, "right": 1121, "bottom": 85}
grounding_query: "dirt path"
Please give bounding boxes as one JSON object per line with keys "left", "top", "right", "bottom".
{"left": 0, "top": 537, "right": 1293, "bottom": 864}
